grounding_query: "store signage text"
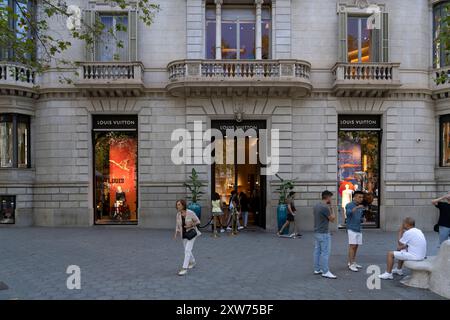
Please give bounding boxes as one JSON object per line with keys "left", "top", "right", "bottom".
{"left": 171, "top": 121, "right": 279, "bottom": 175}
{"left": 338, "top": 115, "right": 381, "bottom": 129}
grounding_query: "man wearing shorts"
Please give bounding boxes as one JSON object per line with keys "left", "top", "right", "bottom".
{"left": 345, "top": 191, "right": 366, "bottom": 272}
{"left": 379, "top": 217, "right": 427, "bottom": 280}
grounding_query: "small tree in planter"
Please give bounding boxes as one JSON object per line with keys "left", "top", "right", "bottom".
{"left": 275, "top": 174, "right": 297, "bottom": 234}
{"left": 184, "top": 168, "right": 204, "bottom": 219}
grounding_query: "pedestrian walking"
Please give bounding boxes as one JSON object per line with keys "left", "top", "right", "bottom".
{"left": 173, "top": 199, "right": 202, "bottom": 276}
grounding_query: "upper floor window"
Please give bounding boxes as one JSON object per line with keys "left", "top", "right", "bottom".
{"left": 0, "top": 0, "right": 34, "bottom": 61}
{"left": 96, "top": 13, "right": 129, "bottom": 61}
{"left": 206, "top": 6, "right": 271, "bottom": 59}
{"left": 433, "top": 1, "right": 450, "bottom": 69}
{"left": 347, "top": 16, "right": 373, "bottom": 63}
{"left": 0, "top": 114, "right": 30, "bottom": 168}
{"left": 338, "top": 4, "right": 388, "bottom": 63}
{"left": 84, "top": 9, "right": 138, "bottom": 62}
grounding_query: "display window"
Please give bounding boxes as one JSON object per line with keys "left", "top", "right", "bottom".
{"left": 93, "top": 115, "right": 138, "bottom": 225}
{"left": 0, "top": 195, "right": 15, "bottom": 224}
{"left": 338, "top": 115, "right": 381, "bottom": 228}
{"left": 440, "top": 115, "right": 450, "bottom": 167}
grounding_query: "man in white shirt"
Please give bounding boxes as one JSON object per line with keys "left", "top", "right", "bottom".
{"left": 379, "top": 217, "right": 427, "bottom": 280}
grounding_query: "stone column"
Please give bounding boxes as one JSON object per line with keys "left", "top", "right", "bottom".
{"left": 215, "top": 0, "right": 223, "bottom": 60}
{"left": 255, "top": 0, "right": 264, "bottom": 59}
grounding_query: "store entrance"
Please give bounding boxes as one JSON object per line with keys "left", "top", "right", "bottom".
{"left": 211, "top": 120, "right": 266, "bottom": 229}
{"left": 337, "top": 115, "right": 381, "bottom": 228}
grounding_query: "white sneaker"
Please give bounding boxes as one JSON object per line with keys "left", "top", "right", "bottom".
{"left": 289, "top": 233, "right": 297, "bottom": 238}
{"left": 188, "top": 262, "right": 196, "bottom": 269}
{"left": 321, "top": 271, "right": 337, "bottom": 279}
{"left": 226, "top": 227, "right": 232, "bottom": 231}
{"left": 392, "top": 268, "right": 403, "bottom": 276}
{"left": 347, "top": 262, "right": 363, "bottom": 269}
{"left": 177, "top": 269, "right": 188, "bottom": 276}
{"left": 238, "top": 226, "right": 244, "bottom": 230}
{"left": 314, "top": 270, "right": 323, "bottom": 275}
{"left": 220, "top": 228, "right": 225, "bottom": 233}
{"left": 378, "top": 272, "right": 393, "bottom": 280}
{"left": 348, "top": 264, "right": 358, "bottom": 272}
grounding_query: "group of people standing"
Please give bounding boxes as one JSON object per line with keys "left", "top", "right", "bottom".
{"left": 211, "top": 190, "right": 252, "bottom": 234}
{"left": 313, "top": 190, "right": 450, "bottom": 279}
{"left": 174, "top": 190, "right": 450, "bottom": 277}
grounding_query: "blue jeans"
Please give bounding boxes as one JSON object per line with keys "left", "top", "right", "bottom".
{"left": 439, "top": 226, "right": 450, "bottom": 245}
{"left": 314, "top": 233, "right": 331, "bottom": 273}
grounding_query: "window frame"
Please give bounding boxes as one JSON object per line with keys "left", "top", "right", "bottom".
{"left": 337, "top": 3, "right": 388, "bottom": 63}
{"left": 205, "top": 5, "right": 272, "bottom": 60}
{"left": 0, "top": 113, "right": 31, "bottom": 169}
{"left": 0, "top": 0, "right": 35, "bottom": 61}
{"left": 95, "top": 12, "right": 130, "bottom": 62}
{"left": 433, "top": 1, "right": 450, "bottom": 69}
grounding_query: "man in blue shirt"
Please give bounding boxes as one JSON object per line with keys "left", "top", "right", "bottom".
{"left": 345, "top": 191, "right": 366, "bottom": 272}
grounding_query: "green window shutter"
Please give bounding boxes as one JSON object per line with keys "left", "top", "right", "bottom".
{"left": 84, "top": 10, "right": 96, "bottom": 61}
{"left": 128, "top": 9, "right": 138, "bottom": 61}
{"left": 371, "top": 25, "right": 380, "bottom": 63}
{"left": 381, "top": 12, "right": 389, "bottom": 62}
{"left": 338, "top": 11, "right": 348, "bottom": 63}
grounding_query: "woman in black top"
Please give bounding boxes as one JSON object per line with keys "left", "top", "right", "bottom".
{"left": 432, "top": 193, "right": 450, "bottom": 245}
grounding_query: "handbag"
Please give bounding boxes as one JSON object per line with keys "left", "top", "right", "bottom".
{"left": 184, "top": 228, "right": 197, "bottom": 240}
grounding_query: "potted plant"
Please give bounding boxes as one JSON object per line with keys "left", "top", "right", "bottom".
{"left": 184, "top": 168, "right": 204, "bottom": 219}
{"left": 275, "top": 174, "right": 297, "bottom": 235}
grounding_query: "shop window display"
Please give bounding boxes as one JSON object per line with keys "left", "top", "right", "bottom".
{"left": 338, "top": 130, "right": 380, "bottom": 228}
{"left": 0, "top": 195, "right": 15, "bottom": 224}
{"left": 440, "top": 115, "right": 450, "bottom": 167}
{"left": 94, "top": 131, "right": 138, "bottom": 224}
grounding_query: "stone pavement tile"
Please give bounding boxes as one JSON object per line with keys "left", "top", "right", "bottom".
{"left": 0, "top": 227, "right": 446, "bottom": 300}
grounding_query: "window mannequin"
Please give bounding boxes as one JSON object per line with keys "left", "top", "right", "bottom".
{"left": 342, "top": 184, "right": 354, "bottom": 220}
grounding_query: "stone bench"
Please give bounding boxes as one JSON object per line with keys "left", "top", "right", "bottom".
{"left": 401, "top": 257, "right": 435, "bottom": 289}
{"left": 401, "top": 240, "right": 450, "bottom": 299}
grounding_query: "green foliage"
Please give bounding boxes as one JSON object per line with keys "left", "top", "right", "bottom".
{"left": 274, "top": 174, "right": 297, "bottom": 205}
{"left": 436, "top": 2, "right": 450, "bottom": 83}
{"left": 184, "top": 168, "right": 205, "bottom": 203}
{"left": 0, "top": 0, "right": 160, "bottom": 77}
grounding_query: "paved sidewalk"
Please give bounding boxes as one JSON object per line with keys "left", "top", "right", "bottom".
{"left": 0, "top": 227, "right": 446, "bottom": 300}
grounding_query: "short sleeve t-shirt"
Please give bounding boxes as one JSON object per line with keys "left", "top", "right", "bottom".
{"left": 435, "top": 202, "right": 450, "bottom": 228}
{"left": 314, "top": 203, "right": 331, "bottom": 233}
{"left": 345, "top": 202, "right": 365, "bottom": 233}
{"left": 399, "top": 228, "right": 427, "bottom": 260}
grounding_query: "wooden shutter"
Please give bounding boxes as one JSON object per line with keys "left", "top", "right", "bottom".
{"left": 128, "top": 9, "right": 138, "bottom": 61}
{"left": 381, "top": 12, "right": 389, "bottom": 62}
{"left": 338, "top": 11, "right": 348, "bottom": 63}
{"left": 84, "top": 10, "right": 96, "bottom": 61}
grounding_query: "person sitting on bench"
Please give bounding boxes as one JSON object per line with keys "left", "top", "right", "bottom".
{"left": 379, "top": 217, "right": 427, "bottom": 280}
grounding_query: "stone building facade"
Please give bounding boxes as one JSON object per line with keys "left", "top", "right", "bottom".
{"left": 0, "top": 0, "right": 449, "bottom": 231}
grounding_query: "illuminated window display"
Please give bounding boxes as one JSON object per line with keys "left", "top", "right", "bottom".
{"left": 338, "top": 115, "right": 381, "bottom": 228}
{"left": 0, "top": 195, "right": 15, "bottom": 224}
{"left": 93, "top": 115, "right": 138, "bottom": 225}
{"left": 440, "top": 115, "right": 450, "bottom": 167}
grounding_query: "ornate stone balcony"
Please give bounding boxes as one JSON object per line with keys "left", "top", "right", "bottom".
{"left": 166, "top": 59, "right": 312, "bottom": 97}
{"left": 432, "top": 67, "right": 450, "bottom": 100}
{"left": 0, "top": 62, "right": 37, "bottom": 98}
{"left": 75, "top": 62, "right": 144, "bottom": 97}
{"left": 332, "top": 62, "right": 401, "bottom": 97}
